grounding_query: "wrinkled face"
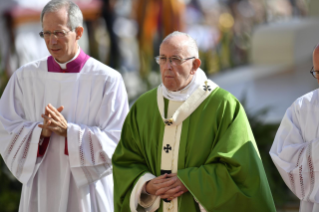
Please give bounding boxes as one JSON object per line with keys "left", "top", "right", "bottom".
{"left": 159, "top": 36, "right": 197, "bottom": 91}
{"left": 42, "top": 8, "right": 78, "bottom": 63}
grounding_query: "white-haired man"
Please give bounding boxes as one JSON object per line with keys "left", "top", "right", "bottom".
{"left": 0, "top": 0, "right": 129, "bottom": 211}
{"left": 112, "top": 31, "right": 276, "bottom": 212}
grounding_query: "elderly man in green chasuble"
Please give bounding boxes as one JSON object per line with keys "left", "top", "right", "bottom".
{"left": 112, "top": 31, "right": 276, "bottom": 212}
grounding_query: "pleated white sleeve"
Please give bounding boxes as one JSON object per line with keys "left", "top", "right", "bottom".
{"left": 66, "top": 72, "right": 129, "bottom": 187}
{"left": 0, "top": 72, "right": 42, "bottom": 184}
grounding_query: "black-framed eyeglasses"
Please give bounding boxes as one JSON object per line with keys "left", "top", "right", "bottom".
{"left": 155, "top": 56, "right": 195, "bottom": 66}
{"left": 39, "top": 30, "right": 72, "bottom": 39}
{"left": 310, "top": 66, "right": 319, "bottom": 79}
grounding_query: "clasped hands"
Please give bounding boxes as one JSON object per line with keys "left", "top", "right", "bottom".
{"left": 38, "top": 104, "right": 68, "bottom": 138}
{"left": 145, "top": 173, "right": 188, "bottom": 201}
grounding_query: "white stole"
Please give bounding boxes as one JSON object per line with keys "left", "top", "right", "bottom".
{"left": 157, "top": 80, "right": 218, "bottom": 212}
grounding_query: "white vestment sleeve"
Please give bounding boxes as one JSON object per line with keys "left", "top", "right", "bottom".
{"left": 0, "top": 73, "right": 42, "bottom": 184}
{"left": 130, "top": 173, "right": 160, "bottom": 212}
{"left": 67, "top": 75, "right": 129, "bottom": 187}
{"left": 270, "top": 103, "right": 318, "bottom": 202}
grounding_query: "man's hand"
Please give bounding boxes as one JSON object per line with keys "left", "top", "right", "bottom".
{"left": 155, "top": 173, "right": 188, "bottom": 201}
{"left": 40, "top": 105, "right": 64, "bottom": 137}
{"left": 38, "top": 104, "right": 67, "bottom": 137}
{"left": 145, "top": 173, "right": 188, "bottom": 201}
{"left": 145, "top": 174, "right": 175, "bottom": 195}
{"left": 41, "top": 111, "right": 52, "bottom": 138}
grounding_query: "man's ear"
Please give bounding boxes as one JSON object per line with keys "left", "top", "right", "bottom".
{"left": 75, "top": 26, "right": 84, "bottom": 40}
{"left": 191, "top": 58, "right": 201, "bottom": 75}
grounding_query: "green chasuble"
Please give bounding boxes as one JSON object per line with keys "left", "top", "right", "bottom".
{"left": 112, "top": 86, "right": 276, "bottom": 212}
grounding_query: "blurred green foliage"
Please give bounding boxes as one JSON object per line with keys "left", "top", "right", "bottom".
{"left": 0, "top": 158, "right": 22, "bottom": 212}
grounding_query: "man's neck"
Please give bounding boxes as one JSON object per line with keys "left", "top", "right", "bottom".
{"left": 54, "top": 47, "right": 81, "bottom": 69}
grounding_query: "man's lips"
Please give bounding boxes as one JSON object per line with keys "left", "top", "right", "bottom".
{"left": 50, "top": 49, "right": 60, "bottom": 52}
{"left": 165, "top": 75, "right": 174, "bottom": 78}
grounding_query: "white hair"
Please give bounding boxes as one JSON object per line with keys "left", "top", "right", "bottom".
{"left": 161, "top": 31, "right": 199, "bottom": 58}
{"left": 41, "top": 0, "right": 83, "bottom": 30}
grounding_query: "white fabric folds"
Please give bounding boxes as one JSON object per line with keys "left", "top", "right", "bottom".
{"left": 270, "top": 89, "right": 319, "bottom": 212}
{"left": 0, "top": 57, "right": 129, "bottom": 212}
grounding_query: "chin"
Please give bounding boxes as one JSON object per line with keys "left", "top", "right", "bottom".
{"left": 165, "top": 85, "right": 179, "bottom": 92}
{"left": 50, "top": 51, "right": 59, "bottom": 57}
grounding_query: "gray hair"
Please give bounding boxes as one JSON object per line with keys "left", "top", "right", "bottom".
{"left": 41, "top": 0, "right": 83, "bottom": 30}
{"left": 161, "top": 31, "right": 199, "bottom": 58}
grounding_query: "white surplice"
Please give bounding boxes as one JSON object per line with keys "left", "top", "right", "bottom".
{"left": 0, "top": 57, "right": 129, "bottom": 212}
{"left": 270, "top": 89, "right": 319, "bottom": 212}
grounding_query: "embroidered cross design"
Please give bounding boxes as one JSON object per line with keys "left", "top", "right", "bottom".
{"left": 164, "top": 118, "right": 173, "bottom": 126}
{"left": 164, "top": 144, "right": 172, "bottom": 153}
{"left": 203, "top": 81, "right": 211, "bottom": 92}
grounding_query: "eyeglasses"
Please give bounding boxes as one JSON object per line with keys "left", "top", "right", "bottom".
{"left": 155, "top": 56, "right": 195, "bottom": 66}
{"left": 39, "top": 30, "right": 72, "bottom": 39}
{"left": 310, "top": 66, "right": 319, "bottom": 79}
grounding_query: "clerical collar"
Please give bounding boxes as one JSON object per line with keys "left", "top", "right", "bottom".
{"left": 161, "top": 68, "right": 208, "bottom": 101}
{"left": 47, "top": 48, "right": 90, "bottom": 73}
{"left": 55, "top": 47, "right": 81, "bottom": 69}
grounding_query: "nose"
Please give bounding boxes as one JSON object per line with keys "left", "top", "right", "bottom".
{"left": 164, "top": 58, "right": 172, "bottom": 69}
{"left": 49, "top": 34, "right": 58, "bottom": 45}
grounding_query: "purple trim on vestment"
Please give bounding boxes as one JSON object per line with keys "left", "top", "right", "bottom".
{"left": 47, "top": 49, "right": 90, "bottom": 73}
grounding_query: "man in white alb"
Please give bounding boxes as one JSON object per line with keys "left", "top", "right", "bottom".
{"left": 0, "top": 0, "right": 129, "bottom": 211}
{"left": 270, "top": 45, "right": 319, "bottom": 212}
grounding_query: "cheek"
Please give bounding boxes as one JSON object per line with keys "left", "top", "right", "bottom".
{"left": 60, "top": 38, "right": 68, "bottom": 46}
{"left": 62, "top": 41, "right": 68, "bottom": 48}
{"left": 176, "top": 69, "right": 187, "bottom": 80}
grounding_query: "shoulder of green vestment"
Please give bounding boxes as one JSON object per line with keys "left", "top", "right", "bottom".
{"left": 201, "top": 87, "right": 240, "bottom": 107}
{"left": 133, "top": 87, "right": 158, "bottom": 107}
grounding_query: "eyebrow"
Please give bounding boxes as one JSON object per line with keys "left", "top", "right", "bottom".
{"left": 43, "top": 28, "right": 67, "bottom": 31}
{"left": 159, "top": 54, "right": 180, "bottom": 58}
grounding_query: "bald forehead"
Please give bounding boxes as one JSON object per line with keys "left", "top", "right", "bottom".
{"left": 161, "top": 35, "right": 189, "bottom": 48}
{"left": 313, "top": 45, "right": 319, "bottom": 70}
{"left": 313, "top": 45, "right": 319, "bottom": 61}
{"left": 314, "top": 45, "right": 319, "bottom": 56}
{"left": 160, "top": 35, "right": 192, "bottom": 57}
